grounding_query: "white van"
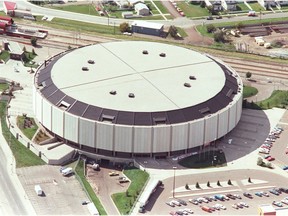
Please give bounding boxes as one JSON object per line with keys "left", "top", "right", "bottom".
{"left": 61, "top": 167, "right": 73, "bottom": 176}
{"left": 34, "top": 185, "right": 43, "bottom": 196}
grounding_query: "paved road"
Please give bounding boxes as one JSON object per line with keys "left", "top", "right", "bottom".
{"left": 2, "top": 0, "right": 288, "bottom": 28}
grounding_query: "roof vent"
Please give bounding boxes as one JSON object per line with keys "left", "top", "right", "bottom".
{"left": 159, "top": 53, "right": 166, "bottom": 57}
{"left": 184, "top": 83, "right": 191, "bottom": 88}
{"left": 88, "top": 60, "right": 95, "bottom": 64}
{"left": 199, "top": 107, "right": 210, "bottom": 115}
{"left": 189, "top": 76, "right": 196, "bottom": 80}
{"left": 110, "top": 90, "right": 117, "bottom": 95}
{"left": 142, "top": 50, "right": 148, "bottom": 54}
{"left": 82, "top": 67, "right": 89, "bottom": 71}
{"left": 128, "top": 93, "right": 135, "bottom": 98}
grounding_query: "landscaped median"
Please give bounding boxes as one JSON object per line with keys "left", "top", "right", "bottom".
{"left": 112, "top": 167, "right": 149, "bottom": 215}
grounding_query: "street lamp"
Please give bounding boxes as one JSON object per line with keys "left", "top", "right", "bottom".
{"left": 173, "top": 166, "right": 177, "bottom": 198}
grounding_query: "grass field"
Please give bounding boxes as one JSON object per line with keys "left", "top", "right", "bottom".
{"left": 49, "top": 4, "right": 99, "bottom": 16}
{"left": 112, "top": 167, "right": 149, "bottom": 215}
{"left": 179, "top": 150, "right": 227, "bottom": 168}
{"left": 177, "top": 1, "right": 209, "bottom": 17}
{"left": 237, "top": 3, "right": 250, "bottom": 11}
{"left": 16, "top": 116, "right": 38, "bottom": 140}
{"left": 243, "top": 86, "right": 258, "bottom": 98}
{"left": 256, "top": 90, "right": 288, "bottom": 109}
{"left": 0, "top": 83, "right": 9, "bottom": 92}
{"left": 0, "top": 50, "right": 10, "bottom": 62}
{"left": 75, "top": 160, "right": 107, "bottom": 215}
{"left": 153, "top": 0, "right": 169, "bottom": 14}
{"left": 249, "top": 2, "right": 264, "bottom": 12}
{"left": 0, "top": 101, "right": 46, "bottom": 167}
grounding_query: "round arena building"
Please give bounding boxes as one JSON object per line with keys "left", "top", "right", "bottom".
{"left": 33, "top": 41, "right": 243, "bottom": 158}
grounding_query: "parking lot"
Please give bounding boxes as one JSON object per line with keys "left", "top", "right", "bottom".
{"left": 17, "top": 165, "right": 90, "bottom": 215}
{"left": 145, "top": 169, "right": 288, "bottom": 215}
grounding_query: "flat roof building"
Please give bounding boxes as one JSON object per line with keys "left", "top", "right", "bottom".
{"left": 33, "top": 41, "right": 242, "bottom": 159}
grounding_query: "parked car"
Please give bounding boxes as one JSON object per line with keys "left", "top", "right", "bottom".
{"left": 232, "top": 204, "right": 238, "bottom": 209}
{"left": 261, "top": 191, "right": 269, "bottom": 197}
{"left": 233, "top": 194, "right": 242, "bottom": 199}
{"left": 283, "top": 166, "right": 288, "bottom": 170}
{"left": 188, "top": 199, "right": 198, "bottom": 205}
{"left": 272, "top": 201, "right": 283, "bottom": 207}
{"left": 226, "top": 194, "right": 236, "bottom": 199}
{"left": 203, "top": 196, "right": 213, "bottom": 202}
{"left": 209, "top": 196, "right": 217, "bottom": 201}
{"left": 279, "top": 187, "right": 288, "bottom": 193}
{"left": 183, "top": 208, "right": 193, "bottom": 214}
{"left": 214, "top": 203, "right": 226, "bottom": 210}
{"left": 201, "top": 205, "right": 212, "bottom": 213}
{"left": 215, "top": 194, "right": 225, "bottom": 201}
{"left": 206, "top": 16, "right": 213, "bottom": 20}
{"left": 177, "top": 199, "right": 187, "bottom": 206}
{"left": 255, "top": 192, "right": 263, "bottom": 197}
{"left": 281, "top": 199, "right": 288, "bottom": 205}
{"left": 171, "top": 200, "right": 181, "bottom": 206}
{"left": 239, "top": 202, "right": 249, "bottom": 208}
{"left": 243, "top": 192, "right": 253, "bottom": 198}
{"left": 269, "top": 189, "right": 280, "bottom": 196}
{"left": 166, "top": 201, "right": 175, "bottom": 207}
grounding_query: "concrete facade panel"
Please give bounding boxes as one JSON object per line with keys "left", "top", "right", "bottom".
{"left": 114, "top": 126, "right": 133, "bottom": 152}
{"left": 35, "top": 91, "right": 43, "bottom": 123}
{"left": 218, "top": 110, "right": 229, "bottom": 138}
{"left": 204, "top": 114, "right": 218, "bottom": 144}
{"left": 171, "top": 124, "right": 188, "bottom": 151}
{"left": 228, "top": 103, "right": 237, "bottom": 132}
{"left": 189, "top": 120, "right": 204, "bottom": 148}
{"left": 96, "top": 123, "right": 114, "bottom": 151}
{"left": 42, "top": 99, "right": 52, "bottom": 131}
{"left": 79, "top": 118, "right": 96, "bottom": 148}
{"left": 52, "top": 106, "right": 64, "bottom": 137}
{"left": 133, "top": 127, "right": 152, "bottom": 153}
{"left": 152, "top": 126, "right": 171, "bottom": 153}
{"left": 64, "top": 113, "right": 78, "bottom": 143}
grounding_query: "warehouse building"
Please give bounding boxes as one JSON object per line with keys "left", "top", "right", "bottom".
{"left": 131, "top": 21, "right": 164, "bottom": 36}
{"left": 33, "top": 41, "right": 243, "bottom": 159}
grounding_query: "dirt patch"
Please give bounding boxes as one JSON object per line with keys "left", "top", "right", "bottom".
{"left": 86, "top": 164, "right": 130, "bottom": 215}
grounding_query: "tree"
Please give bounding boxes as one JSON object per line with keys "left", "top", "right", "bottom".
{"left": 32, "top": 48, "right": 36, "bottom": 55}
{"left": 200, "top": 1, "right": 206, "bottom": 8}
{"left": 246, "top": 72, "right": 252, "bottom": 79}
{"left": 196, "top": 182, "right": 200, "bottom": 189}
{"left": 22, "top": 46, "right": 26, "bottom": 52}
{"left": 169, "top": 25, "right": 178, "bottom": 38}
{"left": 228, "top": 179, "right": 232, "bottom": 185}
{"left": 30, "top": 37, "right": 38, "bottom": 46}
{"left": 206, "top": 24, "right": 216, "bottom": 33}
{"left": 257, "top": 157, "right": 264, "bottom": 166}
{"left": 185, "top": 183, "right": 190, "bottom": 190}
{"left": 119, "top": 22, "right": 130, "bottom": 33}
{"left": 207, "top": 181, "right": 210, "bottom": 187}
{"left": 217, "top": 180, "right": 221, "bottom": 186}
{"left": 213, "top": 30, "right": 225, "bottom": 43}
{"left": 236, "top": 22, "right": 244, "bottom": 30}
{"left": 248, "top": 177, "right": 252, "bottom": 183}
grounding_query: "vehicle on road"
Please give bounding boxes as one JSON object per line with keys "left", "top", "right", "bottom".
{"left": 109, "top": 172, "right": 119, "bottom": 176}
{"left": 82, "top": 201, "right": 90, "bottom": 205}
{"left": 283, "top": 166, "right": 288, "bottom": 170}
{"left": 281, "top": 199, "right": 288, "bottom": 205}
{"left": 61, "top": 167, "right": 73, "bottom": 176}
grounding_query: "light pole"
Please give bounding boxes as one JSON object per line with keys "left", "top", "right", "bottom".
{"left": 173, "top": 166, "right": 177, "bottom": 198}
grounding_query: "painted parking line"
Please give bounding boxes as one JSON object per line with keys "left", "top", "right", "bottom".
{"left": 246, "top": 185, "right": 277, "bottom": 191}
{"left": 170, "top": 189, "right": 242, "bottom": 198}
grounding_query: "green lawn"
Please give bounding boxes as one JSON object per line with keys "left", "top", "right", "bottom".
{"left": 177, "top": 1, "right": 209, "bottom": 18}
{"left": 243, "top": 86, "right": 258, "bottom": 98}
{"left": 48, "top": 4, "right": 99, "bottom": 16}
{"left": 35, "top": 16, "right": 121, "bottom": 36}
{"left": 176, "top": 27, "right": 188, "bottom": 38}
{"left": 0, "top": 101, "right": 46, "bottom": 167}
{"left": 249, "top": 2, "right": 264, "bottom": 12}
{"left": 146, "top": 1, "right": 159, "bottom": 14}
{"left": 112, "top": 167, "right": 149, "bottom": 215}
{"left": 152, "top": 0, "right": 169, "bottom": 14}
{"left": 75, "top": 160, "right": 107, "bottom": 215}
{"left": 0, "top": 50, "right": 10, "bottom": 62}
{"left": 0, "top": 83, "right": 9, "bottom": 92}
{"left": 256, "top": 90, "right": 288, "bottom": 109}
{"left": 179, "top": 150, "right": 227, "bottom": 168}
{"left": 16, "top": 116, "right": 38, "bottom": 140}
{"left": 236, "top": 3, "right": 250, "bottom": 11}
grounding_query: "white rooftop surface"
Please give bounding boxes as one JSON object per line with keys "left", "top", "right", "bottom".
{"left": 131, "top": 21, "right": 163, "bottom": 29}
{"left": 51, "top": 41, "right": 226, "bottom": 112}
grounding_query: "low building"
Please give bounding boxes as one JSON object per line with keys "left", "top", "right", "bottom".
{"left": 131, "top": 21, "right": 164, "bottom": 36}
{"left": 2, "top": 39, "right": 24, "bottom": 60}
{"left": 122, "top": 11, "right": 133, "bottom": 18}
{"left": 3, "top": 1, "right": 34, "bottom": 20}
{"left": 128, "top": 0, "right": 144, "bottom": 6}
{"left": 134, "top": 3, "right": 150, "bottom": 16}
